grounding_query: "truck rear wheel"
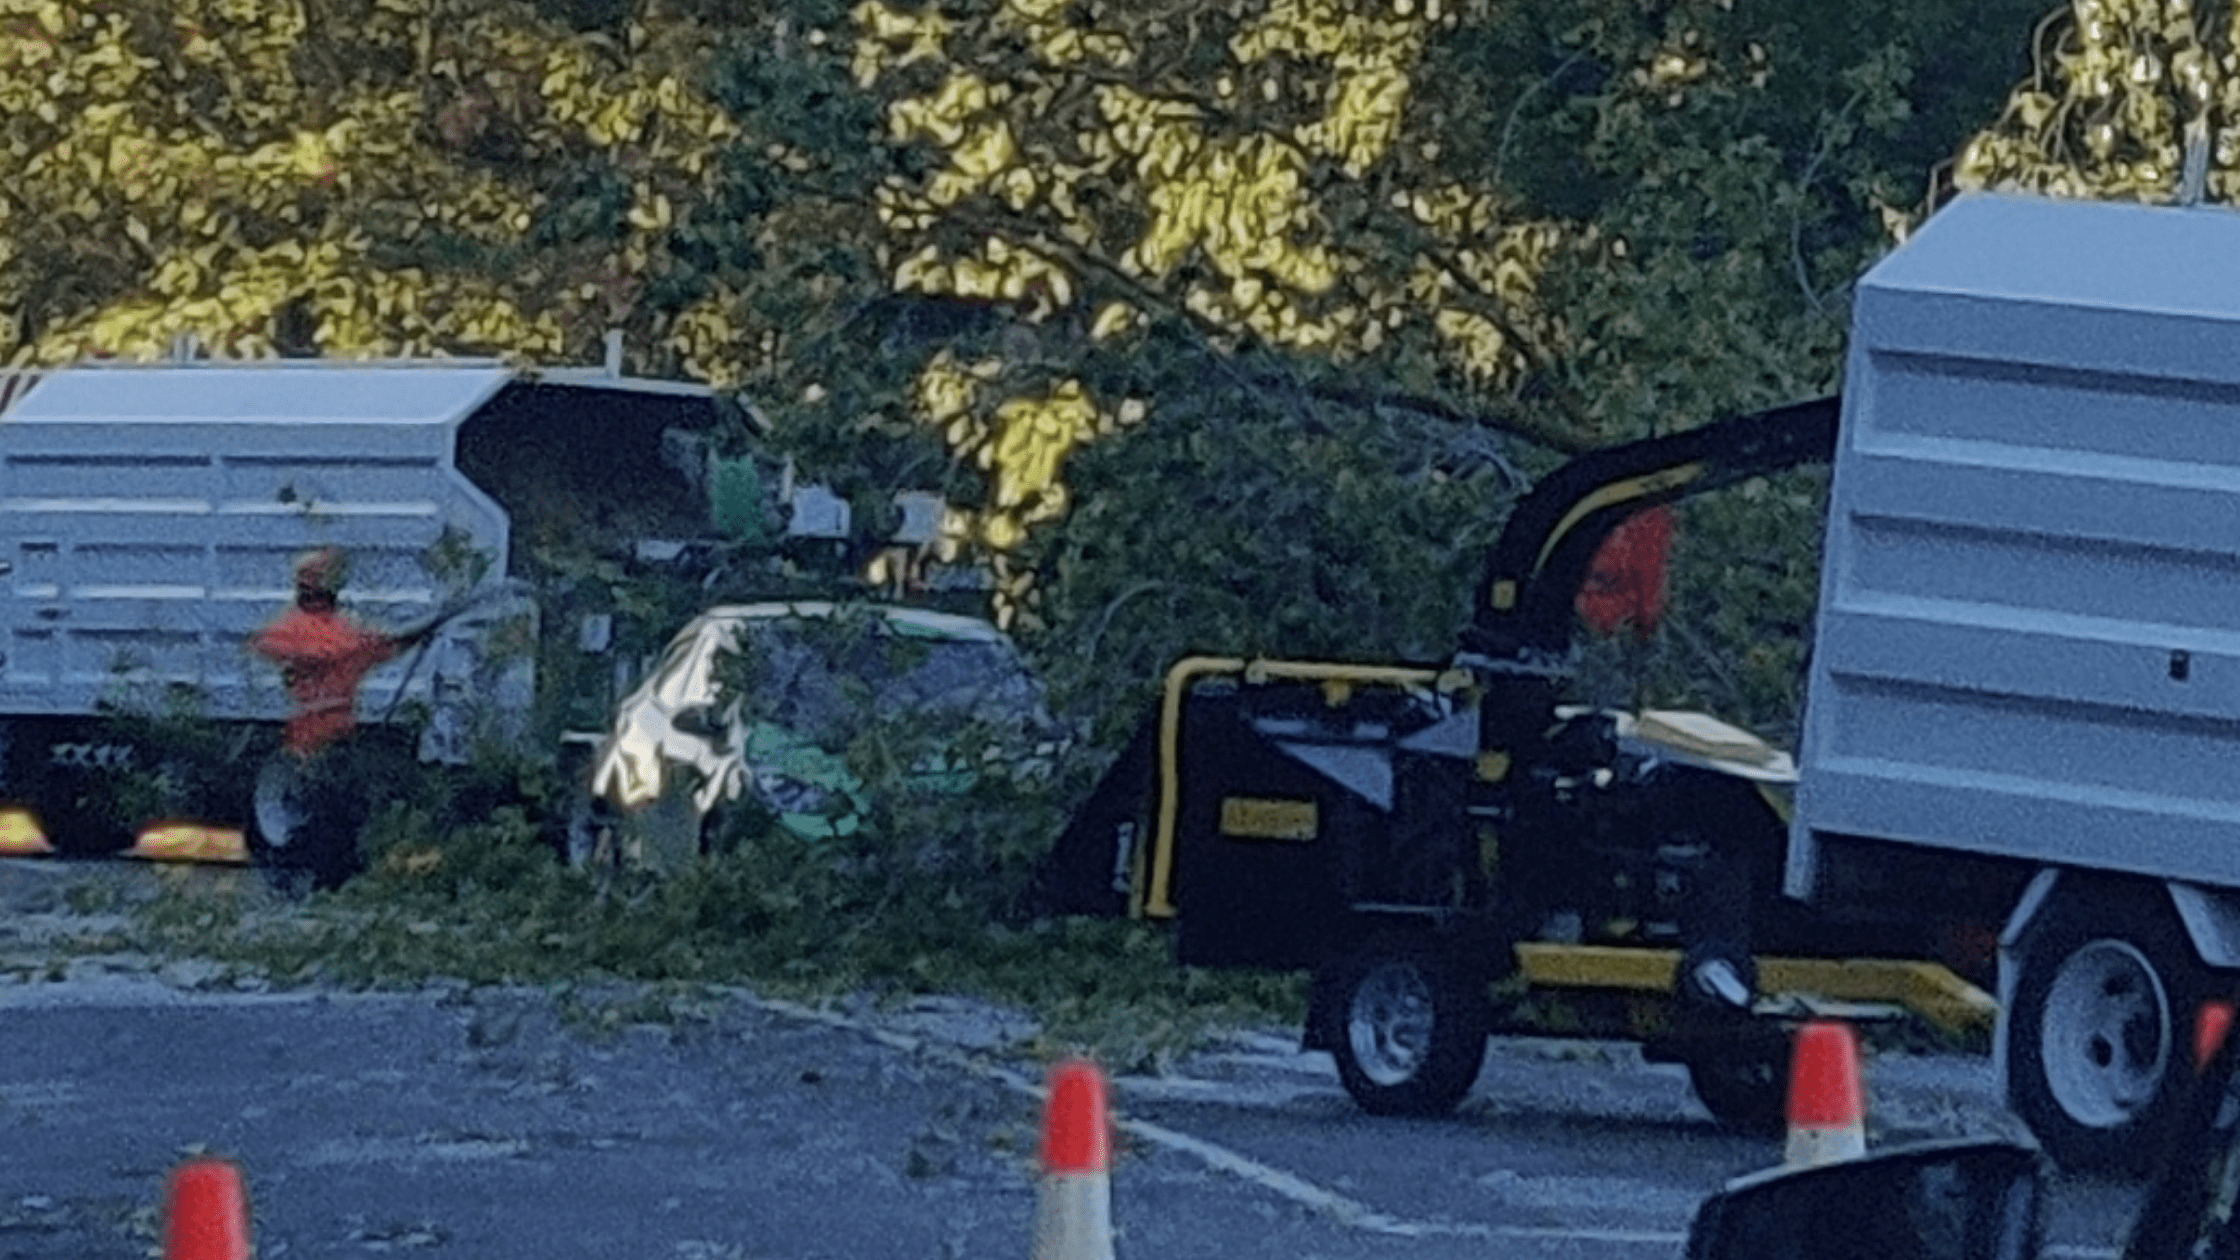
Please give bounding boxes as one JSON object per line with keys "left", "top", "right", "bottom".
{"left": 2007, "top": 884, "right": 2208, "bottom": 1175}
{"left": 5, "top": 726, "right": 138, "bottom": 856}
{"left": 1325, "top": 935, "right": 1491, "bottom": 1117}
{"left": 248, "top": 753, "right": 375, "bottom": 893}
{"left": 32, "top": 769, "right": 136, "bottom": 856}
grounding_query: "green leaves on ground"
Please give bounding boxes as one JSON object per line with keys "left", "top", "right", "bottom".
{"left": 127, "top": 709, "right": 1302, "bottom": 1067}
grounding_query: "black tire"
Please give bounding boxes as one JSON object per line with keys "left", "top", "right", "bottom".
{"left": 1324, "top": 935, "right": 1491, "bottom": 1117}
{"left": 1672, "top": 964, "right": 1792, "bottom": 1137}
{"left": 247, "top": 752, "right": 373, "bottom": 893}
{"left": 1684, "top": 1034, "right": 1792, "bottom": 1137}
{"left": 1663, "top": 836, "right": 1791, "bottom": 1135}
{"left": 6, "top": 725, "right": 137, "bottom": 857}
{"left": 33, "top": 777, "right": 137, "bottom": 857}
{"left": 6, "top": 720, "right": 254, "bottom": 857}
{"left": 2006, "top": 882, "right": 2210, "bottom": 1176}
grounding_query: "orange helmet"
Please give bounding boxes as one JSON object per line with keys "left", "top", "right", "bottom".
{"left": 292, "top": 547, "right": 347, "bottom": 596}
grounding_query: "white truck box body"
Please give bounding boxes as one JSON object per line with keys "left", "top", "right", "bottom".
{"left": 0, "top": 362, "right": 523, "bottom": 728}
{"left": 1791, "top": 192, "right": 2240, "bottom": 892}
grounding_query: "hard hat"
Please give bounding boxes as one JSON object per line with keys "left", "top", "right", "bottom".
{"left": 293, "top": 547, "right": 347, "bottom": 593}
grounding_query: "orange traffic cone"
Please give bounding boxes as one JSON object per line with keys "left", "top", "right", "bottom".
{"left": 1032, "top": 1059, "right": 1115, "bottom": 1260}
{"left": 163, "top": 1156, "right": 250, "bottom": 1260}
{"left": 1784, "top": 1019, "right": 1866, "bottom": 1169}
{"left": 2197, "top": 999, "right": 2236, "bottom": 1073}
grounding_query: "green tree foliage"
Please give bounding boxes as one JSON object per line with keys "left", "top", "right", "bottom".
{"left": 1954, "top": 0, "right": 2240, "bottom": 203}
{"left": 0, "top": 0, "right": 886, "bottom": 391}
{"left": 833, "top": 0, "right": 2049, "bottom": 734}
{"left": 0, "top": 0, "right": 2056, "bottom": 755}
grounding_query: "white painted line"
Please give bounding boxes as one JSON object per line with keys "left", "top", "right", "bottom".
{"left": 748, "top": 993, "right": 1689, "bottom": 1247}
{"left": 746, "top": 993, "right": 2133, "bottom": 1255}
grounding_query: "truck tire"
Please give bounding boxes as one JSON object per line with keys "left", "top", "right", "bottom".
{"left": 32, "top": 771, "right": 136, "bottom": 856}
{"left": 1324, "top": 935, "right": 1491, "bottom": 1117}
{"left": 6, "top": 726, "right": 137, "bottom": 857}
{"left": 248, "top": 754, "right": 371, "bottom": 893}
{"left": 2007, "top": 883, "right": 2210, "bottom": 1175}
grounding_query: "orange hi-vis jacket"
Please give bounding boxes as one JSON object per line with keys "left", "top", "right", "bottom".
{"left": 250, "top": 608, "right": 400, "bottom": 757}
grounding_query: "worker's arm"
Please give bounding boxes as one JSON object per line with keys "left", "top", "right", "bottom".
{"left": 389, "top": 593, "right": 480, "bottom": 650}
{"left": 390, "top": 616, "right": 442, "bottom": 650}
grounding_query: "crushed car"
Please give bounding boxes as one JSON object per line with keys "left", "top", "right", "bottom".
{"left": 575, "top": 601, "right": 1067, "bottom": 871}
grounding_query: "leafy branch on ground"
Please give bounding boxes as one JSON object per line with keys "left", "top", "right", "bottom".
{"left": 123, "top": 740, "right": 1303, "bottom": 1071}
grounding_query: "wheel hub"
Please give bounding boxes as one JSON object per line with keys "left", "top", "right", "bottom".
{"left": 253, "top": 759, "right": 310, "bottom": 852}
{"left": 1348, "top": 961, "right": 1436, "bottom": 1087}
{"left": 2040, "top": 938, "right": 2173, "bottom": 1129}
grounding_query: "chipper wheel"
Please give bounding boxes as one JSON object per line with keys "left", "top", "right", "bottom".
{"left": 1666, "top": 947, "right": 1793, "bottom": 1137}
{"left": 1322, "top": 934, "right": 1493, "bottom": 1117}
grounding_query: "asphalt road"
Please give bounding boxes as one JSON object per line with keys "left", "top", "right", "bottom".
{"left": 0, "top": 861, "right": 2159, "bottom": 1260}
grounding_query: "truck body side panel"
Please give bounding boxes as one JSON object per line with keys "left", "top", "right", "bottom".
{"left": 1792, "top": 192, "right": 2240, "bottom": 896}
{"left": 0, "top": 366, "right": 514, "bottom": 724}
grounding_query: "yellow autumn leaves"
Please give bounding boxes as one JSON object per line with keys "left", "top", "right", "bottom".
{"left": 1233, "top": 0, "right": 1436, "bottom": 179}
{"left": 913, "top": 351, "right": 1146, "bottom": 558}
{"left": 908, "top": 345, "right": 1142, "bottom": 626}
{"left": 862, "top": 0, "right": 1552, "bottom": 590}
{"left": 0, "top": 0, "right": 749, "bottom": 376}
{"left": 1957, "top": 0, "right": 2240, "bottom": 204}
{"left": 8, "top": 0, "right": 1695, "bottom": 633}
{"left": 894, "top": 238, "right": 1075, "bottom": 317}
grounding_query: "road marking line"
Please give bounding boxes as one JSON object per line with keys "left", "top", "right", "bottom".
{"left": 746, "top": 993, "right": 2131, "bottom": 1256}
{"left": 748, "top": 993, "right": 1687, "bottom": 1246}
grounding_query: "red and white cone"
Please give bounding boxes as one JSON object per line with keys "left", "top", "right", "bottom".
{"left": 1783, "top": 1019, "right": 1866, "bottom": 1169}
{"left": 163, "top": 1157, "right": 250, "bottom": 1260}
{"left": 1032, "top": 1059, "right": 1115, "bottom": 1260}
{"left": 2197, "top": 999, "right": 2236, "bottom": 1073}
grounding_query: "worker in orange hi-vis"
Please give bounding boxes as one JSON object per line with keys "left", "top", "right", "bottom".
{"left": 245, "top": 548, "right": 443, "bottom": 889}
{"left": 250, "top": 548, "right": 439, "bottom": 758}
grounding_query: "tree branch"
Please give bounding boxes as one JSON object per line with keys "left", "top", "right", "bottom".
{"left": 1082, "top": 578, "right": 1180, "bottom": 662}
{"left": 1495, "top": 48, "right": 1587, "bottom": 188}
{"left": 1358, "top": 202, "right": 1604, "bottom": 443}
{"left": 1294, "top": 378, "right": 1588, "bottom": 454}
{"left": 1024, "top": 64, "right": 1239, "bottom": 128}
{"left": 1666, "top": 616, "right": 1749, "bottom": 714}
{"left": 931, "top": 205, "right": 1594, "bottom": 454}
{"left": 1791, "top": 89, "right": 1863, "bottom": 318}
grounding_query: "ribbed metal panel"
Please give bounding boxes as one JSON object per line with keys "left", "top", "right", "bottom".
{"left": 1792, "top": 193, "right": 2240, "bottom": 892}
{"left": 0, "top": 365, "right": 514, "bottom": 721}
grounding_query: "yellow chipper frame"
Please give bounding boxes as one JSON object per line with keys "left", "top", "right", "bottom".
{"left": 1040, "top": 397, "right": 2003, "bottom": 1133}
